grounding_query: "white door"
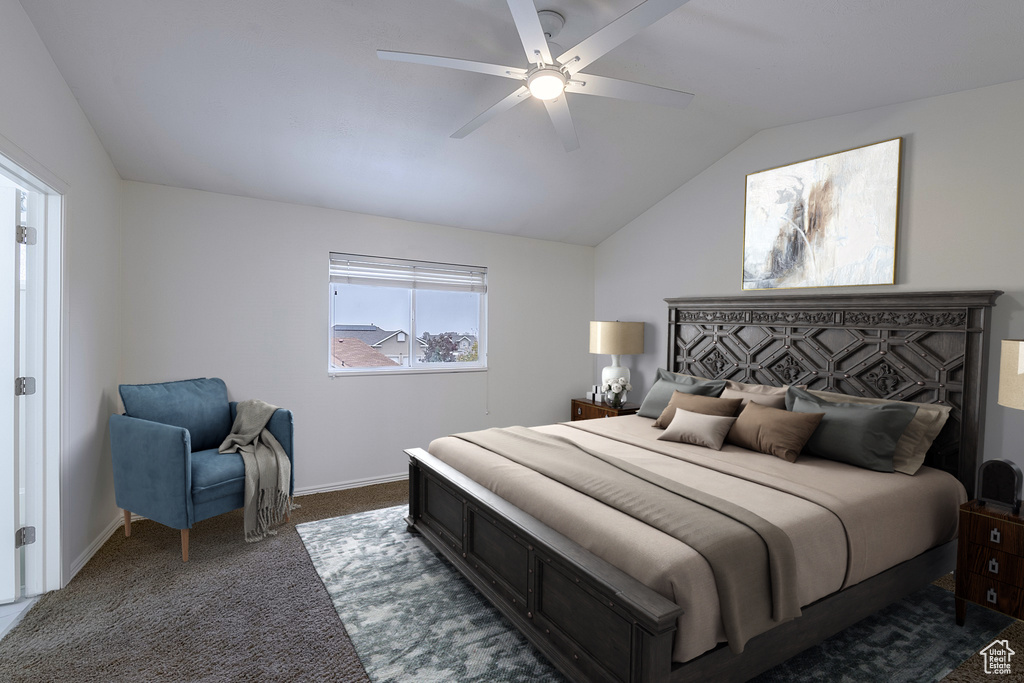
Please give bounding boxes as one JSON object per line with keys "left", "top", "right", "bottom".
{"left": 0, "top": 180, "right": 19, "bottom": 603}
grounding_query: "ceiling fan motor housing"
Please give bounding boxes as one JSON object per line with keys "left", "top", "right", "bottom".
{"left": 537, "top": 10, "right": 565, "bottom": 40}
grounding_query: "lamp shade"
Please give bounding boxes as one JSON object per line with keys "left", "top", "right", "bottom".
{"left": 999, "top": 339, "right": 1024, "bottom": 410}
{"left": 589, "top": 321, "right": 644, "bottom": 355}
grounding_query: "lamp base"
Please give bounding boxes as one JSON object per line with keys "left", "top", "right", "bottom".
{"left": 602, "top": 356, "right": 626, "bottom": 387}
{"left": 601, "top": 363, "right": 630, "bottom": 387}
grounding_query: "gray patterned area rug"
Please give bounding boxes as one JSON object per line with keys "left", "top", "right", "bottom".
{"left": 751, "top": 584, "right": 1013, "bottom": 682}
{"left": 297, "top": 506, "right": 563, "bottom": 682}
{"left": 298, "top": 506, "right": 1012, "bottom": 683}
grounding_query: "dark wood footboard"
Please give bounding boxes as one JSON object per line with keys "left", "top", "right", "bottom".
{"left": 407, "top": 447, "right": 683, "bottom": 683}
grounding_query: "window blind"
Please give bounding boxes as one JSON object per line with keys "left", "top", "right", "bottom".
{"left": 329, "top": 253, "right": 487, "bottom": 293}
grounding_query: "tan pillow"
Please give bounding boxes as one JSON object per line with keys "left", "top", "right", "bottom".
{"left": 726, "top": 402, "right": 824, "bottom": 462}
{"left": 653, "top": 391, "right": 743, "bottom": 428}
{"left": 808, "top": 390, "right": 951, "bottom": 475}
{"left": 721, "top": 387, "right": 787, "bottom": 410}
{"left": 722, "top": 380, "right": 807, "bottom": 410}
{"left": 725, "top": 379, "right": 791, "bottom": 392}
{"left": 657, "top": 408, "right": 737, "bottom": 451}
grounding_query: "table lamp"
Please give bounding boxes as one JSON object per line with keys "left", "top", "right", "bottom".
{"left": 999, "top": 339, "right": 1024, "bottom": 410}
{"left": 984, "top": 339, "right": 1024, "bottom": 512}
{"left": 589, "top": 321, "right": 644, "bottom": 386}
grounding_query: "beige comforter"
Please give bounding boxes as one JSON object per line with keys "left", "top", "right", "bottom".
{"left": 428, "top": 414, "right": 966, "bottom": 663}
{"left": 454, "top": 425, "right": 801, "bottom": 653}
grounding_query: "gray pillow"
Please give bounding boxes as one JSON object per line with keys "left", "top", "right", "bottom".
{"left": 637, "top": 369, "right": 727, "bottom": 419}
{"left": 785, "top": 387, "right": 918, "bottom": 472}
{"left": 807, "top": 390, "right": 951, "bottom": 475}
{"left": 657, "top": 408, "right": 737, "bottom": 450}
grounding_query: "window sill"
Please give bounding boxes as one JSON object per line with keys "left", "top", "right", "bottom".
{"left": 328, "top": 366, "right": 488, "bottom": 378}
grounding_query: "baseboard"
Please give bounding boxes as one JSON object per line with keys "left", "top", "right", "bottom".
{"left": 294, "top": 472, "right": 407, "bottom": 497}
{"left": 68, "top": 514, "right": 124, "bottom": 582}
{"left": 124, "top": 473, "right": 409, "bottom": 520}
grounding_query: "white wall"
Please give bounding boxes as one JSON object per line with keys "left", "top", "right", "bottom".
{"left": 0, "top": 0, "right": 122, "bottom": 582}
{"left": 120, "top": 182, "right": 594, "bottom": 490}
{"left": 595, "top": 77, "right": 1024, "bottom": 472}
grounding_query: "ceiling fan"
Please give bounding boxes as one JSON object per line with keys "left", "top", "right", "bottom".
{"left": 377, "top": 0, "right": 695, "bottom": 152}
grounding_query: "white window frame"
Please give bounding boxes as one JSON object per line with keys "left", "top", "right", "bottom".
{"left": 328, "top": 253, "right": 487, "bottom": 376}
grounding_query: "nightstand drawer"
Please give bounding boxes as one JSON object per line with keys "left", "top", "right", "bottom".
{"left": 573, "top": 402, "right": 610, "bottom": 420}
{"left": 961, "top": 545, "right": 1024, "bottom": 586}
{"left": 570, "top": 398, "right": 639, "bottom": 421}
{"left": 961, "top": 571, "right": 1024, "bottom": 619}
{"left": 962, "top": 512, "right": 1024, "bottom": 556}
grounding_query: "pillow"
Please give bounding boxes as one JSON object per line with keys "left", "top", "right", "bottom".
{"left": 657, "top": 408, "right": 737, "bottom": 450}
{"left": 786, "top": 387, "right": 918, "bottom": 472}
{"left": 119, "top": 377, "right": 231, "bottom": 452}
{"left": 636, "top": 369, "right": 727, "bottom": 419}
{"left": 725, "top": 401, "right": 824, "bottom": 462}
{"left": 721, "top": 380, "right": 808, "bottom": 409}
{"left": 721, "top": 387, "right": 786, "bottom": 410}
{"left": 807, "top": 390, "right": 951, "bottom": 475}
{"left": 653, "top": 391, "right": 743, "bottom": 428}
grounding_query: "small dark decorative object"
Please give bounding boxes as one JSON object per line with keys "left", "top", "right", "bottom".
{"left": 865, "top": 361, "right": 903, "bottom": 394}
{"left": 978, "top": 459, "right": 1023, "bottom": 515}
{"left": 773, "top": 356, "right": 804, "bottom": 384}
{"left": 706, "top": 349, "right": 730, "bottom": 376}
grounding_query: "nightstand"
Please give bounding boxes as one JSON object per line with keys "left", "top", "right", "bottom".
{"left": 956, "top": 500, "right": 1024, "bottom": 625}
{"left": 571, "top": 397, "right": 639, "bottom": 421}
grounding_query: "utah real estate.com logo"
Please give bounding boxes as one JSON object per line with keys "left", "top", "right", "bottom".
{"left": 980, "top": 639, "right": 1015, "bottom": 675}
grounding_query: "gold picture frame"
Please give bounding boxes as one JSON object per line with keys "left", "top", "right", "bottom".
{"left": 742, "top": 137, "right": 902, "bottom": 291}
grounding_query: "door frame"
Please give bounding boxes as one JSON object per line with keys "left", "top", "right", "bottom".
{"left": 0, "top": 133, "right": 66, "bottom": 594}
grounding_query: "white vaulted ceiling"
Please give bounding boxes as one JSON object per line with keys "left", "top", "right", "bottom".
{"left": 18, "top": 0, "right": 1024, "bottom": 245}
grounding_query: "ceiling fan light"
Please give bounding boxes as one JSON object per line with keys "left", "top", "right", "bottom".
{"left": 527, "top": 70, "right": 566, "bottom": 101}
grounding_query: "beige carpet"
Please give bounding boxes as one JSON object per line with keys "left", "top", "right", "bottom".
{"left": 0, "top": 481, "right": 406, "bottom": 682}
{"left": 0, "top": 481, "right": 1015, "bottom": 681}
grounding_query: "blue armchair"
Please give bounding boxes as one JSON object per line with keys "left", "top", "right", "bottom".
{"left": 109, "top": 378, "right": 294, "bottom": 561}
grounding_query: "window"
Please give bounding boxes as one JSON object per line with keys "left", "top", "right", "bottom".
{"left": 329, "top": 253, "right": 487, "bottom": 373}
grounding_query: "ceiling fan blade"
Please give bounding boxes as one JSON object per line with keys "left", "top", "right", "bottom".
{"left": 506, "top": 0, "right": 553, "bottom": 65}
{"left": 557, "top": 0, "right": 692, "bottom": 76}
{"left": 543, "top": 96, "right": 580, "bottom": 152}
{"left": 565, "top": 74, "right": 694, "bottom": 109}
{"left": 377, "top": 50, "right": 527, "bottom": 80}
{"left": 451, "top": 86, "right": 531, "bottom": 139}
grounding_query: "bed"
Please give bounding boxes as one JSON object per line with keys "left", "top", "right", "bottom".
{"left": 404, "top": 290, "right": 1000, "bottom": 683}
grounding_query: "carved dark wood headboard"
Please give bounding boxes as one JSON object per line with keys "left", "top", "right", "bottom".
{"left": 665, "top": 290, "right": 1001, "bottom": 495}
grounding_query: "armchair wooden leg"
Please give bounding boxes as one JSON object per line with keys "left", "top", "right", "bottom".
{"left": 123, "top": 509, "right": 131, "bottom": 537}
{"left": 181, "top": 529, "right": 189, "bottom": 562}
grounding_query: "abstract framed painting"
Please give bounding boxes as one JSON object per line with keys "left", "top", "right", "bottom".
{"left": 742, "top": 138, "right": 902, "bottom": 290}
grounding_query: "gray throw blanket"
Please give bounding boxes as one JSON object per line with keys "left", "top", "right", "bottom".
{"left": 218, "top": 399, "right": 291, "bottom": 542}
{"left": 454, "top": 426, "right": 801, "bottom": 653}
